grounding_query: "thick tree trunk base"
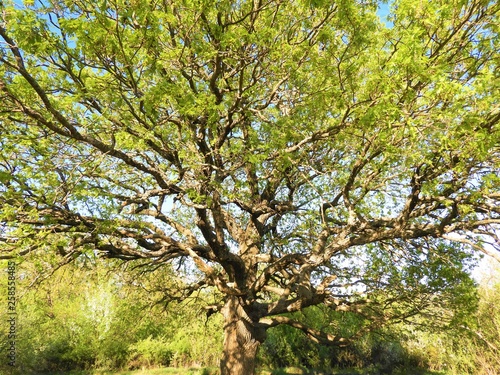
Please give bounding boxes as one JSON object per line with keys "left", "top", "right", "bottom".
{"left": 220, "top": 297, "right": 262, "bottom": 375}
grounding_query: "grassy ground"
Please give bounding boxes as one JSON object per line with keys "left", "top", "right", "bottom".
{"left": 35, "top": 367, "right": 448, "bottom": 375}
{"left": 38, "top": 368, "right": 217, "bottom": 375}
{"left": 259, "top": 367, "right": 446, "bottom": 375}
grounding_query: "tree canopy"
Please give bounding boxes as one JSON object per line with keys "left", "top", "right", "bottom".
{"left": 1, "top": 0, "right": 499, "bottom": 373}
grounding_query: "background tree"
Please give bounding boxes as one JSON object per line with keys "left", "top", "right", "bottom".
{"left": 1, "top": 0, "right": 499, "bottom": 374}
{"left": 0, "top": 257, "right": 223, "bottom": 375}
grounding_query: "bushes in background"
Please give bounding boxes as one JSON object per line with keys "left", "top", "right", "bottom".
{"left": 0, "top": 260, "right": 222, "bottom": 375}
{"left": 1, "top": 258, "right": 499, "bottom": 375}
{"left": 258, "top": 266, "right": 500, "bottom": 375}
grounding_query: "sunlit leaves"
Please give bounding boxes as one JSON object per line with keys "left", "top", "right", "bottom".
{"left": 0, "top": 1, "right": 499, "bottom": 361}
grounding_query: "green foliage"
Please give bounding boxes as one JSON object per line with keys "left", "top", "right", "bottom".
{"left": 1, "top": 0, "right": 499, "bottom": 373}
{"left": 259, "top": 274, "right": 479, "bottom": 375}
{"left": 128, "top": 336, "right": 172, "bottom": 368}
{"left": 0, "top": 260, "right": 222, "bottom": 375}
{"left": 404, "top": 265, "right": 500, "bottom": 375}
{"left": 0, "top": 257, "right": 498, "bottom": 375}
{"left": 472, "top": 280, "right": 500, "bottom": 374}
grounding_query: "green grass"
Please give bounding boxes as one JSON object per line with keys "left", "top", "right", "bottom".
{"left": 33, "top": 367, "right": 448, "bottom": 375}
{"left": 37, "top": 368, "right": 218, "bottom": 375}
{"left": 95, "top": 369, "right": 214, "bottom": 375}
{"left": 260, "top": 367, "right": 448, "bottom": 375}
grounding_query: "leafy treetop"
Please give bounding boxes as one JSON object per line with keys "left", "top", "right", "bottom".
{"left": 1, "top": 0, "right": 499, "bottom": 373}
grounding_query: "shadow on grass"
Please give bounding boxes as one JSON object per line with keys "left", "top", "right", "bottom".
{"left": 32, "top": 367, "right": 219, "bottom": 375}
{"left": 31, "top": 367, "right": 447, "bottom": 375}
{"left": 261, "top": 367, "right": 447, "bottom": 375}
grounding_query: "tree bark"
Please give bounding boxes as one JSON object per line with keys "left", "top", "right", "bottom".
{"left": 220, "top": 296, "right": 263, "bottom": 375}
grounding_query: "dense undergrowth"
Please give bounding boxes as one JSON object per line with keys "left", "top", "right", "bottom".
{"left": 1, "top": 259, "right": 499, "bottom": 375}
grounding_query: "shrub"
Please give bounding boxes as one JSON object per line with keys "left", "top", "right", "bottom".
{"left": 127, "top": 335, "right": 173, "bottom": 368}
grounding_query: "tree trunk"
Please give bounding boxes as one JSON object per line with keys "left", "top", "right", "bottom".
{"left": 220, "top": 297, "right": 263, "bottom": 375}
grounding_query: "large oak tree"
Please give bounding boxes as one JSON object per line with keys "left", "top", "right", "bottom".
{"left": 1, "top": 0, "right": 499, "bottom": 373}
